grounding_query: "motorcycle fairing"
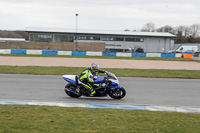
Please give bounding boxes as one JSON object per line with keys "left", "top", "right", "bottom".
{"left": 93, "top": 75, "right": 105, "bottom": 84}
{"left": 95, "top": 84, "right": 123, "bottom": 95}
{"left": 63, "top": 75, "right": 79, "bottom": 85}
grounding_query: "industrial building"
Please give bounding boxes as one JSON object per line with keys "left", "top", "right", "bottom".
{"left": 26, "top": 27, "right": 176, "bottom": 53}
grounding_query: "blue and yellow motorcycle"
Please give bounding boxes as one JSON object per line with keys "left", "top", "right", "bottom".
{"left": 62, "top": 71, "right": 126, "bottom": 99}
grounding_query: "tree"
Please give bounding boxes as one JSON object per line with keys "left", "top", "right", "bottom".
{"left": 156, "top": 25, "right": 174, "bottom": 33}
{"left": 141, "top": 22, "right": 155, "bottom": 32}
{"left": 124, "top": 29, "right": 130, "bottom": 31}
{"left": 173, "top": 26, "right": 189, "bottom": 44}
{"left": 189, "top": 24, "right": 200, "bottom": 38}
{"left": 139, "top": 23, "right": 200, "bottom": 43}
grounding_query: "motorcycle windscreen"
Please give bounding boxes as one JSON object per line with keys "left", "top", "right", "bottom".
{"left": 93, "top": 76, "right": 105, "bottom": 84}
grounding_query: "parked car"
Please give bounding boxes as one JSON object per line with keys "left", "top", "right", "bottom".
{"left": 135, "top": 48, "right": 144, "bottom": 53}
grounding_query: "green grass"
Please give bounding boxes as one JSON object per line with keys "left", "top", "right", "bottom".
{"left": 1, "top": 54, "right": 199, "bottom": 62}
{"left": 1, "top": 65, "right": 200, "bottom": 79}
{"left": 0, "top": 105, "right": 200, "bottom": 133}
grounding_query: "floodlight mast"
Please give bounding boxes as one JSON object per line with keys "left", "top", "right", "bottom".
{"left": 74, "top": 13, "right": 78, "bottom": 51}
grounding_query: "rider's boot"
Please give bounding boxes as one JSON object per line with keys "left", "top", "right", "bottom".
{"left": 90, "top": 88, "right": 96, "bottom": 95}
{"left": 76, "top": 86, "right": 81, "bottom": 94}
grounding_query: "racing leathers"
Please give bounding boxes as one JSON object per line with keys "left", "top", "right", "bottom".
{"left": 79, "top": 67, "right": 105, "bottom": 95}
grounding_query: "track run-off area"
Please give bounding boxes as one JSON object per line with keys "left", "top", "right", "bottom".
{"left": 0, "top": 56, "right": 200, "bottom": 70}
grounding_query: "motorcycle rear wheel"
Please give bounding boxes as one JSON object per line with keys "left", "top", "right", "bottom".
{"left": 64, "top": 84, "right": 82, "bottom": 98}
{"left": 109, "top": 88, "right": 126, "bottom": 99}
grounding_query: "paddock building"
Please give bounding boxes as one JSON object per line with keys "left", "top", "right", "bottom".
{"left": 26, "top": 27, "right": 176, "bottom": 52}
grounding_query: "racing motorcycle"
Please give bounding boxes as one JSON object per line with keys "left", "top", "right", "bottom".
{"left": 62, "top": 71, "right": 126, "bottom": 99}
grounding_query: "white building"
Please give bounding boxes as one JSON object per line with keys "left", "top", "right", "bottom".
{"left": 26, "top": 27, "right": 176, "bottom": 53}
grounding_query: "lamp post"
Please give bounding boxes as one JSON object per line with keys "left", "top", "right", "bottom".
{"left": 74, "top": 13, "right": 78, "bottom": 51}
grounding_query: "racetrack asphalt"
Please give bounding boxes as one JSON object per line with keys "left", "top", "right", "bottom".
{"left": 1, "top": 74, "right": 200, "bottom": 107}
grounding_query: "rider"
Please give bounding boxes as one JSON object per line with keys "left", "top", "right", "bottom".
{"left": 79, "top": 63, "right": 106, "bottom": 95}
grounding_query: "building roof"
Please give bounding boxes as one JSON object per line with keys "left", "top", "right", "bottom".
{"left": 26, "top": 27, "right": 176, "bottom": 38}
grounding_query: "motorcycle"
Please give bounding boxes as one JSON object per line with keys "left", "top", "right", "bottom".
{"left": 62, "top": 71, "right": 126, "bottom": 99}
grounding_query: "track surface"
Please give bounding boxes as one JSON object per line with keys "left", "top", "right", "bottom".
{"left": 1, "top": 74, "right": 200, "bottom": 107}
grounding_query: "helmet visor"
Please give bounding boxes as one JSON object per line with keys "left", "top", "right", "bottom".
{"left": 91, "top": 63, "right": 99, "bottom": 75}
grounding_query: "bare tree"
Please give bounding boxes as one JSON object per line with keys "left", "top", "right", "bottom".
{"left": 156, "top": 25, "right": 174, "bottom": 33}
{"left": 182, "top": 26, "right": 190, "bottom": 37}
{"left": 189, "top": 24, "right": 200, "bottom": 38}
{"left": 140, "top": 23, "right": 200, "bottom": 43}
{"left": 175, "top": 26, "right": 186, "bottom": 43}
{"left": 141, "top": 22, "right": 155, "bottom": 32}
{"left": 124, "top": 29, "right": 130, "bottom": 31}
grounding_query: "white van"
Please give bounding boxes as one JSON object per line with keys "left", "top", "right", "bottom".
{"left": 169, "top": 46, "right": 198, "bottom": 53}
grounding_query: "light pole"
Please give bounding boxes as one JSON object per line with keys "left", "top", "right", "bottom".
{"left": 74, "top": 13, "right": 78, "bottom": 51}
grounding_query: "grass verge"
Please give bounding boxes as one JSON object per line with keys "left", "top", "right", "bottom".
{"left": 1, "top": 54, "right": 199, "bottom": 62}
{"left": 0, "top": 65, "right": 200, "bottom": 79}
{"left": 0, "top": 105, "right": 200, "bottom": 133}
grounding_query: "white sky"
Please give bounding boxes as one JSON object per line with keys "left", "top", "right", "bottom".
{"left": 0, "top": 0, "right": 200, "bottom": 31}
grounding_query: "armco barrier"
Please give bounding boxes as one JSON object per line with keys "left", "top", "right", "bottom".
{"left": 27, "top": 50, "right": 42, "bottom": 55}
{"left": 11, "top": 49, "right": 26, "bottom": 54}
{"left": 86, "top": 51, "right": 102, "bottom": 56}
{"left": 0, "top": 49, "right": 11, "bottom": 54}
{"left": 58, "top": 51, "right": 72, "bottom": 55}
{"left": 0, "top": 49, "right": 184, "bottom": 58}
{"left": 42, "top": 50, "right": 58, "bottom": 55}
{"left": 72, "top": 51, "right": 86, "bottom": 56}
{"left": 176, "top": 53, "right": 182, "bottom": 57}
{"left": 147, "top": 53, "right": 161, "bottom": 57}
{"left": 132, "top": 53, "right": 146, "bottom": 57}
{"left": 102, "top": 52, "right": 116, "bottom": 56}
{"left": 116, "top": 53, "right": 131, "bottom": 57}
{"left": 161, "top": 53, "right": 176, "bottom": 57}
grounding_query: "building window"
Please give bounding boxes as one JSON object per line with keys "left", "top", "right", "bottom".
{"left": 54, "top": 35, "right": 70, "bottom": 42}
{"left": 93, "top": 36, "right": 101, "bottom": 40}
{"left": 101, "top": 37, "right": 114, "bottom": 41}
{"left": 30, "top": 33, "right": 144, "bottom": 43}
{"left": 115, "top": 37, "right": 124, "bottom": 41}
{"left": 125, "top": 38, "right": 144, "bottom": 42}
{"left": 78, "top": 36, "right": 125, "bottom": 41}
{"left": 78, "top": 36, "right": 87, "bottom": 40}
{"left": 30, "top": 34, "right": 53, "bottom": 42}
{"left": 69, "top": 36, "right": 74, "bottom": 42}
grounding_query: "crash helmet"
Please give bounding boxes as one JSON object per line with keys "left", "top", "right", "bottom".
{"left": 90, "top": 63, "right": 99, "bottom": 75}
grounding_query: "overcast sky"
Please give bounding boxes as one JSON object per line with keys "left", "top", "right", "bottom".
{"left": 0, "top": 0, "right": 200, "bottom": 31}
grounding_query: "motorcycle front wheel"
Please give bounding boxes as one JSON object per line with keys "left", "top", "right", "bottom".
{"left": 109, "top": 88, "right": 126, "bottom": 99}
{"left": 64, "top": 84, "right": 82, "bottom": 98}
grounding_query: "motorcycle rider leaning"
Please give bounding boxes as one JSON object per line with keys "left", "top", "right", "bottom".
{"left": 79, "top": 63, "right": 106, "bottom": 95}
